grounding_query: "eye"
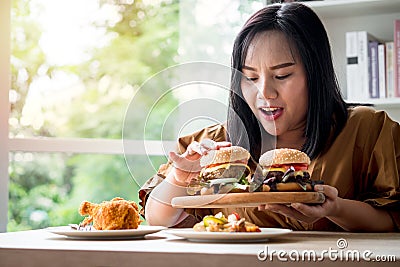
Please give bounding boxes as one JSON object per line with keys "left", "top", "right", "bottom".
{"left": 243, "top": 76, "right": 258, "bottom": 82}
{"left": 276, "top": 74, "right": 291, "bottom": 80}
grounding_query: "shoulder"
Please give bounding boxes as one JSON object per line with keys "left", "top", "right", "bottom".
{"left": 347, "top": 106, "right": 394, "bottom": 128}
{"left": 342, "top": 106, "right": 400, "bottom": 147}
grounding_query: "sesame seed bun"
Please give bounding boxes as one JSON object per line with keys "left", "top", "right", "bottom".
{"left": 200, "top": 146, "right": 250, "bottom": 167}
{"left": 259, "top": 148, "right": 310, "bottom": 167}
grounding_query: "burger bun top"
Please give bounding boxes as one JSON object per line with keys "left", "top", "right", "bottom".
{"left": 259, "top": 148, "right": 310, "bottom": 167}
{"left": 200, "top": 146, "right": 250, "bottom": 167}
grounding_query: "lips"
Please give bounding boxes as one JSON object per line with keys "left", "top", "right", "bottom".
{"left": 259, "top": 106, "right": 283, "bottom": 121}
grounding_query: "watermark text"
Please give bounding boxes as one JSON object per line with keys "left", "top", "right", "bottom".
{"left": 257, "top": 238, "right": 396, "bottom": 262}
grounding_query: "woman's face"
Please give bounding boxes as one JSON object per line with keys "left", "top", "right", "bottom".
{"left": 240, "top": 30, "right": 308, "bottom": 139}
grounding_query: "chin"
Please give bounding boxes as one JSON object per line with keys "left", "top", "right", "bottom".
{"left": 261, "top": 123, "right": 279, "bottom": 136}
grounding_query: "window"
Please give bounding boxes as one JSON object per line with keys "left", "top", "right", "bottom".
{"left": 2, "top": 0, "right": 263, "bottom": 232}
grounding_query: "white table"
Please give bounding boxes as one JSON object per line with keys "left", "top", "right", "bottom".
{"left": 0, "top": 229, "right": 399, "bottom": 267}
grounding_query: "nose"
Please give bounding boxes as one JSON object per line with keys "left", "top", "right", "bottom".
{"left": 257, "top": 76, "right": 278, "bottom": 100}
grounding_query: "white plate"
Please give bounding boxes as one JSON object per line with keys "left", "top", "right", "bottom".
{"left": 46, "top": 225, "right": 167, "bottom": 240}
{"left": 165, "top": 228, "right": 292, "bottom": 242}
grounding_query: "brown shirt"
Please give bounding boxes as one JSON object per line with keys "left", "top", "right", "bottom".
{"left": 139, "top": 106, "right": 400, "bottom": 231}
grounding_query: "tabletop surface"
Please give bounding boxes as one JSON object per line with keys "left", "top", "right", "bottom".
{"left": 1, "top": 228, "right": 399, "bottom": 267}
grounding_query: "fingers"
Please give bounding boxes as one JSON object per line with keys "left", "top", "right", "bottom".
{"left": 187, "top": 139, "right": 232, "bottom": 156}
{"left": 314, "top": 184, "right": 338, "bottom": 200}
{"left": 186, "top": 141, "right": 203, "bottom": 156}
{"left": 199, "top": 139, "right": 231, "bottom": 154}
{"left": 260, "top": 185, "right": 339, "bottom": 222}
{"left": 168, "top": 139, "right": 232, "bottom": 175}
{"left": 169, "top": 151, "right": 201, "bottom": 169}
{"left": 199, "top": 139, "right": 216, "bottom": 154}
{"left": 263, "top": 203, "right": 315, "bottom": 223}
{"left": 258, "top": 185, "right": 340, "bottom": 224}
{"left": 290, "top": 202, "right": 325, "bottom": 217}
{"left": 168, "top": 151, "right": 202, "bottom": 185}
{"left": 214, "top": 141, "right": 231, "bottom": 149}
{"left": 260, "top": 201, "right": 327, "bottom": 223}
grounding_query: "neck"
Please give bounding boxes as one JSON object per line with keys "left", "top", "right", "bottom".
{"left": 276, "top": 139, "right": 304, "bottom": 150}
{"left": 261, "top": 129, "right": 305, "bottom": 151}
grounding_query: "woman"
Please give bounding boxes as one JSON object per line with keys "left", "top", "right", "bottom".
{"left": 140, "top": 3, "right": 400, "bottom": 231}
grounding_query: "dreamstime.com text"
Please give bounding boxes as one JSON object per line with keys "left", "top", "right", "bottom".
{"left": 257, "top": 238, "right": 397, "bottom": 262}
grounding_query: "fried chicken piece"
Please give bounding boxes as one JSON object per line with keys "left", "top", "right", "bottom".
{"left": 79, "top": 197, "right": 141, "bottom": 230}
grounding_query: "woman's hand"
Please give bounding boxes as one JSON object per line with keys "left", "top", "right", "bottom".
{"left": 258, "top": 185, "right": 340, "bottom": 224}
{"left": 168, "top": 139, "right": 231, "bottom": 186}
{"left": 146, "top": 139, "right": 231, "bottom": 227}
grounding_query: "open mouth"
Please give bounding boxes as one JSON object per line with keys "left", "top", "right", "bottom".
{"left": 260, "top": 107, "right": 282, "bottom": 116}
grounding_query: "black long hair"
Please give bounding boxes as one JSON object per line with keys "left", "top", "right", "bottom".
{"left": 227, "top": 3, "right": 348, "bottom": 160}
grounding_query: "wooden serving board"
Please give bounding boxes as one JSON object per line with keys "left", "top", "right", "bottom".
{"left": 171, "top": 192, "right": 325, "bottom": 208}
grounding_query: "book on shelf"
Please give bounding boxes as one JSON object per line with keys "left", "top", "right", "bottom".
{"left": 386, "top": 42, "right": 394, "bottom": 98}
{"left": 359, "top": 31, "right": 379, "bottom": 100}
{"left": 345, "top": 31, "right": 379, "bottom": 101}
{"left": 368, "top": 41, "right": 379, "bottom": 98}
{"left": 378, "top": 43, "right": 386, "bottom": 98}
{"left": 394, "top": 19, "right": 400, "bottom": 97}
{"left": 346, "top": 31, "right": 359, "bottom": 101}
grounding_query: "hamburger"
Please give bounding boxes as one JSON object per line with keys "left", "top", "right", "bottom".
{"left": 187, "top": 146, "right": 252, "bottom": 195}
{"left": 258, "top": 148, "right": 322, "bottom": 192}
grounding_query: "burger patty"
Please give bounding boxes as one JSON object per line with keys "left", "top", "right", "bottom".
{"left": 200, "top": 165, "right": 250, "bottom": 181}
{"left": 262, "top": 168, "right": 324, "bottom": 191}
{"left": 264, "top": 170, "right": 310, "bottom": 183}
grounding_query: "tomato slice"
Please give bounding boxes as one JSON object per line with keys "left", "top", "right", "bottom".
{"left": 232, "top": 212, "right": 241, "bottom": 220}
{"left": 270, "top": 163, "right": 308, "bottom": 171}
{"left": 205, "top": 161, "right": 247, "bottom": 169}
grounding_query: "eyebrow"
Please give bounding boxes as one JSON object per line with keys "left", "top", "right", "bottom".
{"left": 270, "top": 62, "right": 295, "bottom": 70}
{"left": 242, "top": 65, "right": 257, "bottom": 71}
{"left": 242, "top": 62, "right": 295, "bottom": 71}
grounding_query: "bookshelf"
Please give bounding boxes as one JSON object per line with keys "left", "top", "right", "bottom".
{"left": 303, "top": 0, "right": 400, "bottom": 122}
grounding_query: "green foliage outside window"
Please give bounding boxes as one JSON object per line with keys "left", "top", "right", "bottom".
{"left": 9, "top": 0, "right": 178, "bottom": 231}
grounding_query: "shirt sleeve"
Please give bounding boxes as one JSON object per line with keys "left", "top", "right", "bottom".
{"left": 360, "top": 110, "right": 400, "bottom": 229}
{"left": 137, "top": 124, "right": 227, "bottom": 218}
